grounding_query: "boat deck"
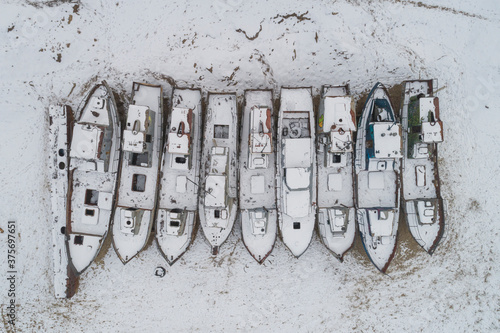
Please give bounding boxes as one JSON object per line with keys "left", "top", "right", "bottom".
{"left": 239, "top": 90, "right": 276, "bottom": 210}
{"left": 357, "top": 168, "right": 398, "bottom": 209}
{"left": 158, "top": 89, "right": 202, "bottom": 210}
{"left": 317, "top": 152, "right": 353, "bottom": 208}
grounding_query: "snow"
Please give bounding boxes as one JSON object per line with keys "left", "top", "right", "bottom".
{"left": 1, "top": 0, "right": 499, "bottom": 331}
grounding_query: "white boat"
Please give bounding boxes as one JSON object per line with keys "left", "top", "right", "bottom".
{"left": 239, "top": 90, "right": 277, "bottom": 264}
{"left": 48, "top": 104, "right": 78, "bottom": 298}
{"left": 65, "top": 82, "right": 121, "bottom": 274}
{"left": 401, "top": 79, "right": 445, "bottom": 254}
{"left": 276, "top": 87, "right": 316, "bottom": 258}
{"left": 156, "top": 88, "right": 202, "bottom": 265}
{"left": 199, "top": 93, "right": 238, "bottom": 255}
{"left": 316, "top": 85, "right": 357, "bottom": 261}
{"left": 112, "top": 82, "right": 163, "bottom": 263}
{"left": 355, "top": 82, "right": 402, "bottom": 273}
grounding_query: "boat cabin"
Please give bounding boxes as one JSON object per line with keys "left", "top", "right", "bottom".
{"left": 328, "top": 208, "right": 349, "bottom": 237}
{"left": 248, "top": 106, "right": 272, "bottom": 169}
{"left": 419, "top": 97, "right": 443, "bottom": 143}
{"left": 321, "top": 96, "right": 356, "bottom": 153}
{"left": 158, "top": 209, "right": 186, "bottom": 236}
{"left": 368, "top": 122, "right": 403, "bottom": 160}
{"left": 167, "top": 108, "right": 193, "bottom": 170}
{"left": 123, "top": 105, "right": 154, "bottom": 167}
{"left": 367, "top": 209, "right": 396, "bottom": 243}
{"left": 120, "top": 208, "right": 143, "bottom": 235}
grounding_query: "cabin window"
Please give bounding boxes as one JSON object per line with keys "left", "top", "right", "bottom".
{"left": 332, "top": 154, "right": 341, "bottom": 163}
{"left": 175, "top": 157, "right": 187, "bottom": 164}
{"left": 293, "top": 222, "right": 301, "bottom": 230}
{"left": 214, "top": 125, "right": 229, "bottom": 139}
{"left": 60, "top": 227, "right": 66, "bottom": 234}
{"left": 85, "top": 209, "right": 95, "bottom": 217}
{"left": 132, "top": 174, "right": 147, "bottom": 192}
{"left": 74, "top": 235, "right": 84, "bottom": 245}
{"left": 58, "top": 149, "right": 65, "bottom": 157}
{"left": 131, "top": 152, "right": 149, "bottom": 166}
{"left": 58, "top": 162, "right": 66, "bottom": 170}
{"left": 146, "top": 134, "right": 152, "bottom": 143}
{"left": 214, "top": 210, "right": 221, "bottom": 218}
{"left": 170, "top": 221, "right": 180, "bottom": 227}
{"left": 84, "top": 189, "right": 99, "bottom": 206}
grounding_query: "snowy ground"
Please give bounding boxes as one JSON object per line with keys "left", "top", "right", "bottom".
{"left": 1, "top": 0, "right": 499, "bottom": 331}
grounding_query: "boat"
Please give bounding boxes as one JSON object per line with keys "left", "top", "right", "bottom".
{"left": 355, "top": 82, "right": 402, "bottom": 273}
{"left": 112, "top": 82, "right": 163, "bottom": 263}
{"left": 239, "top": 90, "right": 277, "bottom": 264}
{"left": 65, "top": 82, "right": 121, "bottom": 274}
{"left": 316, "top": 85, "right": 357, "bottom": 261}
{"left": 48, "top": 104, "right": 78, "bottom": 298}
{"left": 276, "top": 87, "right": 316, "bottom": 257}
{"left": 156, "top": 88, "right": 202, "bottom": 265}
{"left": 199, "top": 93, "right": 238, "bottom": 255}
{"left": 401, "top": 79, "right": 445, "bottom": 254}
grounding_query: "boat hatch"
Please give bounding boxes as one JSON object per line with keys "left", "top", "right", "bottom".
{"left": 123, "top": 105, "right": 150, "bottom": 153}
{"left": 132, "top": 174, "right": 147, "bottom": 192}
{"left": 368, "top": 209, "right": 395, "bottom": 237}
{"left": 417, "top": 200, "right": 436, "bottom": 224}
{"left": 70, "top": 124, "right": 103, "bottom": 160}
{"left": 284, "top": 138, "right": 311, "bottom": 168}
{"left": 415, "top": 165, "right": 426, "bottom": 187}
{"left": 120, "top": 209, "right": 142, "bottom": 234}
{"left": 285, "top": 168, "right": 310, "bottom": 190}
{"left": 251, "top": 210, "right": 268, "bottom": 235}
{"left": 326, "top": 152, "right": 345, "bottom": 168}
{"left": 167, "top": 108, "right": 192, "bottom": 155}
{"left": 372, "top": 123, "right": 403, "bottom": 159}
{"left": 250, "top": 175, "right": 265, "bottom": 194}
{"left": 328, "top": 208, "right": 348, "bottom": 237}
{"left": 79, "top": 96, "right": 110, "bottom": 127}
{"left": 214, "top": 125, "right": 229, "bottom": 139}
{"left": 205, "top": 175, "right": 227, "bottom": 207}
{"left": 285, "top": 190, "right": 310, "bottom": 218}
{"left": 176, "top": 176, "right": 187, "bottom": 193}
{"left": 327, "top": 173, "right": 342, "bottom": 191}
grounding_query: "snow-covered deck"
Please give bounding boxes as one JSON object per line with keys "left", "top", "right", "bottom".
{"left": 116, "top": 84, "right": 163, "bottom": 210}
{"left": 357, "top": 170, "right": 398, "bottom": 208}
{"left": 239, "top": 90, "right": 276, "bottom": 210}
{"left": 199, "top": 93, "right": 238, "bottom": 254}
{"left": 158, "top": 88, "right": 202, "bottom": 211}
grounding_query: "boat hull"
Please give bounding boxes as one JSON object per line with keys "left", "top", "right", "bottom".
{"left": 65, "top": 81, "right": 121, "bottom": 275}
{"left": 239, "top": 90, "right": 277, "bottom": 263}
{"left": 112, "top": 82, "right": 163, "bottom": 264}
{"left": 401, "top": 80, "right": 445, "bottom": 254}
{"left": 354, "top": 82, "right": 401, "bottom": 273}
{"left": 199, "top": 93, "right": 238, "bottom": 255}
{"left": 316, "top": 85, "right": 357, "bottom": 261}
{"left": 276, "top": 87, "right": 316, "bottom": 258}
{"left": 156, "top": 88, "right": 203, "bottom": 264}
